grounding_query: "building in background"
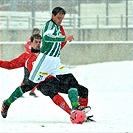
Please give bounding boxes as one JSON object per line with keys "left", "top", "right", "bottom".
{"left": 0, "top": 0, "right": 132, "bottom": 41}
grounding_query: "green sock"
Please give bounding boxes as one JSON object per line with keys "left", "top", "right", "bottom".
{"left": 5, "top": 86, "right": 24, "bottom": 106}
{"left": 68, "top": 88, "right": 79, "bottom": 110}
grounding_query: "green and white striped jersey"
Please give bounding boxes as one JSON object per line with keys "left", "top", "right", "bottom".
{"left": 40, "top": 20, "right": 66, "bottom": 57}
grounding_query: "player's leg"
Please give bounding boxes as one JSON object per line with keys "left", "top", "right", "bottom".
{"left": 57, "top": 74, "right": 91, "bottom": 113}
{"left": 1, "top": 81, "right": 37, "bottom": 118}
{"left": 38, "top": 78, "right": 72, "bottom": 115}
{"left": 77, "top": 84, "right": 88, "bottom": 106}
{"left": 29, "top": 86, "right": 38, "bottom": 97}
{"left": 1, "top": 86, "right": 23, "bottom": 118}
{"left": 52, "top": 94, "right": 72, "bottom": 115}
{"left": 68, "top": 88, "right": 79, "bottom": 110}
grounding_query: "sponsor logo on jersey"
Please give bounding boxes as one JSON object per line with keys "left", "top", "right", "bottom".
{"left": 39, "top": 71, "right": 48, "bottom": 75}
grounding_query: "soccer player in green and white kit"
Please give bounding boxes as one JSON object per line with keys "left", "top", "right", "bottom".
{"left": 29, "top": 6, "right": 90, "bottom": 115}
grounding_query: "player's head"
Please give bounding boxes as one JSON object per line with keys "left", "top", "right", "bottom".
{"left": 30, "top": 34, "right": 42, "bottom": 52}
{"left": 32, "top": 28, "right": 40, "bottom": 35}
{"left": 52, "top": 7, "right": 66, "bottom": 26}
{"left": 70, "top": 110, "right": 86, "bottom": 124}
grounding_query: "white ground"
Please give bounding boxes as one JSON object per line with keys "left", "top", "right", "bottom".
{"left": 0, "top": 61, "right": 133, "bottom": 133}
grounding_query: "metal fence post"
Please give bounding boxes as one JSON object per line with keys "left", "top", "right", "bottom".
{"left": 97, "top": 15, "right": 99, "bottom": 41}
{"left": 125, "top": 0, "right": 128, "bottom": 41}
{"left": 121, "top": 15, "right": 123, "bottom": 41}
{"left": 31, "top": 0, "right": 35, "bottom": 28}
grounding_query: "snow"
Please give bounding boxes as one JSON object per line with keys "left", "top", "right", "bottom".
{"left": 0, "top": 61, "right": 133, "bottom": 133}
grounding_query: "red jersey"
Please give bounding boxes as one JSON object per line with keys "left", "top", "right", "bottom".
{"left": 0, "top": 51, "right": 39, "bottom": 85}
{"left": 25, "top": 38, "right": 32, "bottom": 52}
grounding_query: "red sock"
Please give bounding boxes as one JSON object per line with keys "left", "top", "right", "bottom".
{"left": 30, "top": 87, "right": 37, "bottom": 93}
{"left": 78, "top": 97, "right": 88, "bottom": 106}
{"left": 52, "top": 94, "right": 72, "bottom": 115}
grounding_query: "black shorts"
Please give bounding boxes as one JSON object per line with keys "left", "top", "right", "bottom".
{"left": 38, "top": 74, "right": 88, "bottom": 99}
{"left": 21, "top": 80, "right": 37, "bottom": 93}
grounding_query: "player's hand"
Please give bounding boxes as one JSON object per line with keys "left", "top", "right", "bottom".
{"left": 65, "top": 35, "right": 74, "bottom": 42}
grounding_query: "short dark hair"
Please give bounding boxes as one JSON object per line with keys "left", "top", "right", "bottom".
{"left": 30, "top": 34, "right": 42, "bottom": 42}
{"left": 52, "top": 7, "right": 66, "bottom": 16}
{"left": 32, "top": 28, "right": 40, "bottom": 34}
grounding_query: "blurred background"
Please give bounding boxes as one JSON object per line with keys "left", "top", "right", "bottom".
{"left": 0, "top": 0, "right": 132, "bottom": 65}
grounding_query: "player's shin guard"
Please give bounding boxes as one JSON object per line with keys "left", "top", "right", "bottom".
{"left": 5, "top": 86, "right": 24, "bottom": 106}
{"left": 68, "top": 88, "right": 79, "bottom": 110}
{"left": 52, "top": 94, "right": 72, "bottom": 115}
{"left": 78, "top": 97, "right": 88, "bottom": 106}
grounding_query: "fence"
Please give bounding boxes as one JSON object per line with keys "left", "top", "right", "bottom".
{"left": 0, "top": 14, "right": 132, "bottom": 29}
{"left": 0, "top": 14, "right": 132, "bottom": 41}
